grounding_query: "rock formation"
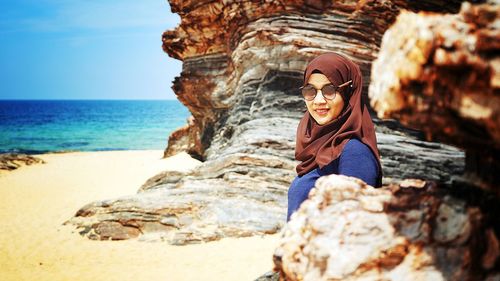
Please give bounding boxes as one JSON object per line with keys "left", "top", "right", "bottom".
{"left": 67, "top": 0, "right": 475, "bottom": 244}
{"left": 271, "top": 1, "right": 500, "bottom": 280}
{"left": 369, "top": 0, "right": 500, "bottom": 194}
{"left": 273, "top": 174, "right": 500, "bottom": 281}
{"left": 161, "top": 0, "right": 467, "bottom": 161}
{"left": 0, "top": 153, "right": 45, "bottom": 172}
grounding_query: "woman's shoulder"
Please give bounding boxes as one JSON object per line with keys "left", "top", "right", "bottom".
{"left": 341, "top": 138, "right": 375, "bottom": 157}
{"left": 292, "top": 166, "right": 322, "bottom": 186}
{"left": 339, "top": 138, "right": 380, "bottom": 186}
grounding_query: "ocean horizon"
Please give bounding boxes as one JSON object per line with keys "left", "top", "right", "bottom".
{"left": 0, "top": 99, "right": 190, "bottom": 154}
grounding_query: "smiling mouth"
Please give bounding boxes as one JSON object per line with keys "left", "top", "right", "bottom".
{"left": 315, "top": 109, "right": 329, "bottom": 115}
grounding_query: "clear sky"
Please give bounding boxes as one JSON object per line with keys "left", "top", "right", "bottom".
{"left": 0, "top": 0, "right": 182, "bottom": 100}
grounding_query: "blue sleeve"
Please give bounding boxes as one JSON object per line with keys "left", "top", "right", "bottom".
{"left": 287, "top": 169, "right": 321, "bottom": 221}
{"left": 338, "top": 139, "right": 379, "bottom": 187}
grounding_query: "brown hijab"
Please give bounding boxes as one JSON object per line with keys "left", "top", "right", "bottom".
{"left": 295, "top": 52, "right": 383, "bottom": 187}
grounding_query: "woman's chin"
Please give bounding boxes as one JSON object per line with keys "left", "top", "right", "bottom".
{"left": 313, "top": 114, "right": 333, "bottom": 125}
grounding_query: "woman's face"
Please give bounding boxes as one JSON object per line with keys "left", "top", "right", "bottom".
{"left": 305, "top": 73, "right": 345, "bottom": 125}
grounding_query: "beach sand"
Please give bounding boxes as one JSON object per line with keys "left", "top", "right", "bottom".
{"left": 0, "top": 150, "right": 281, "bottom": 281}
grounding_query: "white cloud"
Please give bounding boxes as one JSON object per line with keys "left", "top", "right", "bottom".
{"left": 0, "top": 0, "right": 180, "bottom": 34}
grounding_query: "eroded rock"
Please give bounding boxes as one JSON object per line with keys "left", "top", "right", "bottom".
{"left": 273, "top": 174, "right": 499, "bottom": 280}
{"left": 0, "top": 153, "right": 45, "bottom": 172}
{"left": 65, "top": 152, "right": 291, "bottom": 243}
{"left": 67, "top": 127, "right": 464, "bottom": 243}
{"left": 369, "top": 1, "right": 500, "bottom": 192}
{"left": 162, "top": 0, "right": 466, "bottom": 162}
{"left": 67, "top": 0, "right": 472, "bottom": 243}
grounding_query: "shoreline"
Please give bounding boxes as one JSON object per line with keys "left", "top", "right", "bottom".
{"left": 0, "top": 148, "right": 167, "bottom": 156}
{"left": 0, "top": 150, "right": 280, "bottom": 281}
{"left": 0, "top": 149, "right": 168, "bottom": 174}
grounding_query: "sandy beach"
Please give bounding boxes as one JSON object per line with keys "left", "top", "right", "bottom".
{"left": 0, "top": 150, "right": 281, "bottom": 281}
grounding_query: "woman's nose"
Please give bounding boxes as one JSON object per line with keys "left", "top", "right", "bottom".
{"left": 313, "top": 90, "right": 326, "bottom": 104}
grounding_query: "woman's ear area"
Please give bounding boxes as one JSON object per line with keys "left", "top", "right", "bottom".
{"left": 338, "top": 80, "right": 353, "bottom": 101}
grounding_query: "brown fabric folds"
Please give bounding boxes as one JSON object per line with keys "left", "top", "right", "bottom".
{"left": 295, "top": 52, "right": 383, "bottom": 187}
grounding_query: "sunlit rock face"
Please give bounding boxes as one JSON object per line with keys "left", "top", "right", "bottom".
{"left": 161, "top": 0, "right": 466, "bottom": 160}
{"left": 269, "top": 2, "right": 500, "bottom": 280}
{"left": 67, "top": 0, "right": 472, "bottom": 243}
{"left": 273, "top": 175, "right": 500, "bottom": 281}
{"left": 369, "top": 1, "right": 500, "bottom": 193}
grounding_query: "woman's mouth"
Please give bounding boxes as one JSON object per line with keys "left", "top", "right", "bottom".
{"left": 315, "top": 108, "right": 329, "bottom": 116}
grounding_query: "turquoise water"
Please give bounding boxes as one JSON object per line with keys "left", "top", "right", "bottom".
{"left": 0, "top": 100, "right": 190, "bottom": 154}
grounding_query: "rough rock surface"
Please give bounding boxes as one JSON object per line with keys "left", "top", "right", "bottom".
{"left": 273, "top": 174, "right": 500, "bottom": 281}
{"left": 255, "top": 270, "right": 280, "bottom": 281}
{"left": 369, "top": 1, "right": 500, "bottom": 193}
{"left": 67, "top": 151, "right": 294, "bottom": 243}
{"left": 270, "top": 2, "right": 500, "bottom": 280}
{"left": 376, "top": 131, "right": 464, "bottom": 186}
{"left": 163, "top": 116, "right": 198, "bottom": 158}
{"left": 67, "top": 0, "right": 472, "bottom": 243}
{"left": 66, "top": 129, "right": 465, "bottom": 243}
{"left": 162, "top": 0, "right": 466, "bottom": 160}
{"left": 0, "top": 153, "right": 45, "bottom": 172}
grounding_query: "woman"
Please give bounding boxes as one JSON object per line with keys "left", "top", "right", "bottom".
{"left": 287, "top": 52, "right": 383, "bottom": 222}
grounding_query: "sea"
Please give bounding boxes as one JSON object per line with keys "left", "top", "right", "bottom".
{"left": 0, "top": 100, "right": 190, "bottom": 154}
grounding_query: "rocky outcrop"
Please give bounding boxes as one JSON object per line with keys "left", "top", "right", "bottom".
{"left": 271, "top": 1, "right": 500, "bottom": 280}
{"left": 162, "top": 0, "right": 467, "bottom": 161}
{"left": 68, "top": 151, "right": 294, "bottom": 243}
{"left": 376, "top": 130, "right": 464, "bottom": 186}
{"left": 67, "top": 0, "right": 474, "bottom": 243}
{"left": 67, "top": 124, "right": 465, "bottom": 243}
{"left": 163, "top": 116, "right": 199, "bottom": 158}
{"left": 0, "top": 153, "right": 45, "bottom": 172}
{"left": 255, "top": 270, "right": 280, "bottom": 281}
{"left": 369, "top": 1, "right": 500, "bottom": 193}
{"left": 273, "top": 174, "right": 500, "bottom": 281}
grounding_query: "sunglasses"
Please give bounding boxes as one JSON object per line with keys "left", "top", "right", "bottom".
{"left": 299, "top": 80, "right": 352, "bottom": 101}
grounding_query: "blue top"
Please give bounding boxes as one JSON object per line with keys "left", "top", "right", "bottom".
{"left": 287, "top": 138, "right": 380, "bottom": 221}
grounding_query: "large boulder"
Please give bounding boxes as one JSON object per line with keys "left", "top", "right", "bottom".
{"left": 273, "top": 174, "right": 499, "bottom": 281}
{"left": 271, "top": 1, "right": 500, "bottom": 280}
{"left": 369, "top": 1, "right": 500, "bottom": 194}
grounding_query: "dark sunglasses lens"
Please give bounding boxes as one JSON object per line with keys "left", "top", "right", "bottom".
{"left": 322, "top": 85, "right": 337, "bottom": 100}
{"left": 302, "top": 86, "right": 316, "bottom": 100}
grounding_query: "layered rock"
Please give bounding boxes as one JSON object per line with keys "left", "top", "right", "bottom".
{"left": 273, "top": 174, "right": 500, "bottom": 281}
{"left": 163, "top": 116, "right": 198, "bottom": 158}
{"left": 67, "top": 128, "right": 465, "bottom": 243}
{"left": 271, "top": 2, "right": 500, "bottom": 280}
{"left": 369, "top": 1, "right": 500, "bottom": 193}
{"left": 67, "top": 0, "right": 472, "bottom": 243}
{"left": 0, "top": 153, "right": 45, "bottom": 172}
{"left": 68, "top": 150, "right": 295, "bottom": 243}
{"left": 162, "top": 0, "right": 466, "bottom": 160}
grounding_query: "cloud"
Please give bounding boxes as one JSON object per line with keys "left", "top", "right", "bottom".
{"left": 0, "top": 0, "right": 180, "bottom": 34}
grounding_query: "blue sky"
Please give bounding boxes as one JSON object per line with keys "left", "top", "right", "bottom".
{"left": 0, "top": 0, "right": 182, "bottom": 100}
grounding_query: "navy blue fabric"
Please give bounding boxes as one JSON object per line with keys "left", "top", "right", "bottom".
{"left": 286, "top": 138, "right": 379, "bottom": 221}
